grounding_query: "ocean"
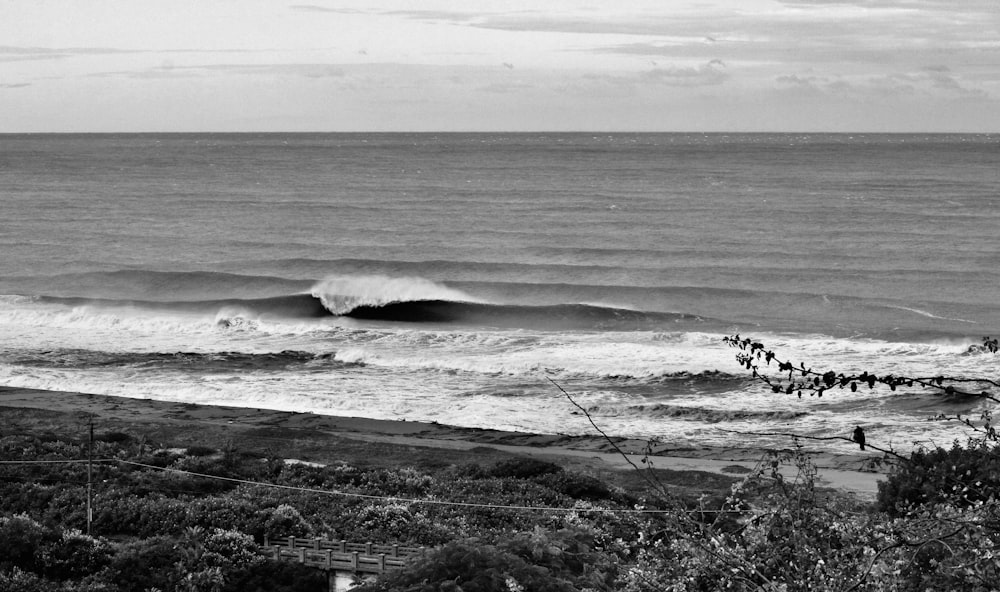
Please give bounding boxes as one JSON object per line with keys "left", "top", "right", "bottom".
{"left": 1, "top": 133, "right": 998, "bottom": 454}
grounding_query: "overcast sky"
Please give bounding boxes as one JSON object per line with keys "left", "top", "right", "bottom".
{"left": 1, "top": 0, "right": 998, "bottom": 132}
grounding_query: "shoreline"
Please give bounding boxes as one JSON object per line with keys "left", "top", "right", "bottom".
{"left": 0, "top": 386, "right": 884, "bottom": 499}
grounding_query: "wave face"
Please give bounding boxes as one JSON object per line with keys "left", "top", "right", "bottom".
{"left": 37, "top": 294, "right": 331, "bottom": 320}
{"left": 341, "top": 300, "right": 706, "bottom": 331}
{"left": 8, "top": 270, "right": 313, "bottom": 301}
{"left": 2, "top": 133, "right": 1000, "bottom": 453}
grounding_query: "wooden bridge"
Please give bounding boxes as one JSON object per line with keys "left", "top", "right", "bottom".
{"left": 262, "top": 536, "right": 425, "bottom": 576}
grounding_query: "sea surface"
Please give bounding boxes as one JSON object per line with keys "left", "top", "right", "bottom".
{"left": 1, "top": 133, "right": 998, "bottom": 454}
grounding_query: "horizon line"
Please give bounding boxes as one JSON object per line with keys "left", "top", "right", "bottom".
{"left": 1, "top": 130, "right": 996, "bottom": 136}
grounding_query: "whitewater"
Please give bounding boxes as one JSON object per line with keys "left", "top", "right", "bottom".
{"left": 1, "top": 133, "right": 998, "bottom": 454}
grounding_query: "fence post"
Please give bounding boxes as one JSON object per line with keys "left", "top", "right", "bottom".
{"left": 377, "top": 554, "right": 385, "bottom": 572}
{"left": 365, "top": 542, "right": 372, "bottom": 555}
{"left": 392, "top": 544, "right": 399, "bottom": 557}
{"left": 339, "top": 539, "right": 347, "bottom": 553}
{"left": 324, "top": 549, "right": 331, "bottom": 569}
{"left": 288, "top": 536, "right": 296, "bottom": 549}
{"left": 297, "top": 548, "right": 305, "bottom": 563}
{"left": 313, "top": 538, "right": 320, "bottom": 550}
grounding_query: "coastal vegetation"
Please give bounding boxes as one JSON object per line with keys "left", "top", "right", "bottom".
{"left": 2, "top": 335, "right": 999, "bottom": 591}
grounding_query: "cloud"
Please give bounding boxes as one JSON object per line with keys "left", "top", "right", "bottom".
{"left": 642, "top": 62, "right": 727, "bottom": 86}
{"left": 779, "top": 0, "right": 994, "bottom": 9}
{"left": 386, "top": 9, "right": 479, "bottom": 23}
{"left": 776, "top": 68, "right": 990, "bottom": 99}
{"left": 478, "top": 80, "right": 534, "bottom": 94}
{"left": 0, "top": 82, "right": 31, "bottom": 88}
{"left": 0, "top": 45, "right": 260, "bottom": 64}
{"left": 0, "top": 46, "right": 130, "bottom": 55}
{"left": 86, "top": 63, "right": 347, "bottom": 80}
{"left": 585, "top": 60, "right": 729, "bottom": 88}
{"left": 289, "top": 5, "right": 363, "bottom": 14}
{"left": 777, "top": 74, "right": 823, "bottom": 86}
{"left": 0, "top": 45, "right": 137, "bottom": 63}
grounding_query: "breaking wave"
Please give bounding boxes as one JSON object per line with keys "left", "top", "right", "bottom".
{"left": 9, "top": 274, "right": 718, "bottom": 332}
{"left": 586, "top": 403, "right": 809, "bottom": 423}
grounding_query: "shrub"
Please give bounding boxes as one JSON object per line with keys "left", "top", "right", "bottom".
{"left": 40, "top": 529, "right": 113, "bottom": 581}
{"left": 877, "top": 441, "right": 1000, "bottom": 514}
{"left": 186, "top": 445, "right": 218, "bottom": 457}
{"left": 222, "top": 560, "right": 327, "bottom": 592}
{"left": 355, "top": 538, "right": 578, "bottom": 592}
{"left": 95, "top": 431, "right": 132, "bottom": 444}
{"left": 0, "top": 513, "right": 53, "bottom": 573}
{"left": 342, "top": 503, "right": 452, "bottom": 546}
{"left": 100, "top": 535, "right": 184, "bottom": 592}
{"left": 200, "top": 528, "right": 266, "bottom": 571}
{"left": 535, "top": 471, "right": 612, "bottom": 501}
{"left": 262, "top": 504, "right": 313, "bottom": 540}
{"left": 490, "top": 458, "right": 563, "bottom": 480}
{"left": 0, "top": 567, "right": 51, "bottom": 592}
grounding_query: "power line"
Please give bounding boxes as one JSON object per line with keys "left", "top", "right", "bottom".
{"left": 114, "top": 459, "right": 676, "bottom": 514}
{"left": 0, "top": 457, "right": 661, "bottom": 513}
{"left": 0, "top": 459, "right": 114, "bottom": 465}
{"left": 1, "top": 457, "right": 727, "bottom": 515}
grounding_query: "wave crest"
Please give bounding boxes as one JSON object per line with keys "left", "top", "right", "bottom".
{"left": 311, "top": 275, "right": 477, "bottom": 315}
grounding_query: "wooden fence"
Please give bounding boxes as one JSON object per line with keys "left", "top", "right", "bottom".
{"left": 262, "top": 536, "right": 425, "bottom": 574}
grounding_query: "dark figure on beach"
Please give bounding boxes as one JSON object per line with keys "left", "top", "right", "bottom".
{"left": 852, "top": 426, "right": 866, "bottom": 451}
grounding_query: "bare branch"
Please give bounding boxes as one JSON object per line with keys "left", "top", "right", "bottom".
{"left": 724, "top": 334, "right": 1000, "bottom": 404}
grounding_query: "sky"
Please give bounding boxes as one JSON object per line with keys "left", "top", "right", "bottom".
{"left": 1, "top": 0, "right": 998, "bottom": 132}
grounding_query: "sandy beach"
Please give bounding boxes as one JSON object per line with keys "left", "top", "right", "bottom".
{"left": 0, "top": 386, "right": 884, "bottom": 499}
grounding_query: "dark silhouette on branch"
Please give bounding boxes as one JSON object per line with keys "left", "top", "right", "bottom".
{"left": 852, "top": 426, "right": 866, "bottom": 451}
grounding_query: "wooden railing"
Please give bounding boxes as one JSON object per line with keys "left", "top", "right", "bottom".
{"left": 262, "top": 536, "right": 425, "bottom": 574}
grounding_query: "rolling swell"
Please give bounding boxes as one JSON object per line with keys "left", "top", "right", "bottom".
{"left": 4, "top": 349, "right": 347, "bottom": 372}
{"left": 38, "top": 294, "right": 330, "bottom": 319}
{"left": 342, "top": 300, "right": 709, "bottom": 331}
{"left": 8, "top": 269, "right": 312, "bottom": 301}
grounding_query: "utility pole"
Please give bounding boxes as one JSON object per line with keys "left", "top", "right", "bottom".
{"left": 87, "top": 415, "right": 93, "bottom": 536}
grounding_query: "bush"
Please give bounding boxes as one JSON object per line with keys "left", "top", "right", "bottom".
{"left": 877, "top": 441, "right": 1000, "bottom": 514}
{"left": 0, "top": 513, "right": 53, "bottom": 573}
{"left": 223, "top": 560, "right": 327, "bottom": 592}
{"left": 262, "top": 504, "right": 313, "bottom": 540}
{"left": 186, "top": 445, "right": 218, "bottom": 457}
{"left": 355, "top": 538, "right": 577, "bottom": 592}
{"left": 100, "top": 535, "right": 184, "bottom": 592}
{"left": 343, "top": 503, "right": 452, "bottom": 546}
{"left": 41, "top": 529, "right": 113, "bottom": 581}
{"left": 490, "top": 458, "right": 563, "bottom": 480}
{"left": 535, "top": 471, "right": 612, "bottom": 501}
{"left": 95, "top": 431, "right": 132, "bottom": 444}
{"left": 0, "top": 568, "right": 51, "bottom": 592}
